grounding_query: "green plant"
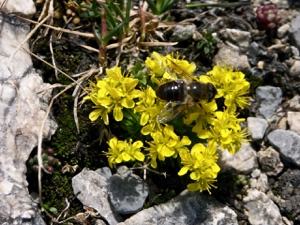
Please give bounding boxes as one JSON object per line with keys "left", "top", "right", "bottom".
{"left": 75, "top": 0, "right": 179, "bottom": 66}
{"left": 80, "top": 0, "right": 131, "bottom": 65}
{"left": 84, "top": 52, "right": 250, "bottom": 194}
{"left": 27, "top": 147, "right": 59, "bottom": 175}
{"left": 256, "top": 4, "right": 281, "bottom": 30}
{"left": 145, "top": 0, "right": 175, "bottom": 15}
{"left": 196, "top": 29, "right": 217, "bottom": 63}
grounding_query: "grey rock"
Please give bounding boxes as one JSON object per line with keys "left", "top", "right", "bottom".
{"left": 218, "top": 143, "right": 258, "bottom": 174}
{"left": 287, "top": 95, "right": 300, "bottom": 111}
{"left": 255, "top": 86, "right": 282, "bottom": 122}
{"left": 271, "top": 169, "right": 300, "bottom": 221}
{"left": 118, "top": 190, "right": 238, "bottom": 225}
{"left": 0, "top": 6, "right": 57, "bottom": 225}
{"left": 0, "top": 0, "right": 36, "bottom": 15}
{"left": 251, "top": 168, "right": 261, "bottom": 179}
{"left": 213, "top": 44, "right": 251, "bottom": 75}
{"left": 219, "top": 28, "right": 251, "bottom": 52}
{"left": 249, "top": 172, "right": 269, "bottom": 193}
{"left": 290, "top": 45, "right": 300, "bottom": 57}
{"left": 257, "top": 147, "right": 284, "bottom": 176}
{"left": 277, "top": 116, "right": 287, "bottom": 130}
{"left": 72, "top": 168, "right": 123, "bottom": 225}
{"left": 247, "top": 41, "right": 265, "bottom": 66}
{"left": 253, "top": 0, "right": 289, "bottom": 8}
{"left": 96, "top": 166, "right": 113, "bottom": 180}
{"left": 287, "top": 111, "right": 300, "bottom": 134}
{"left": 247, "top": 117, "right": 269, "bottom": 142}
{"left": 108, "top": 166, "right": 149, "bottom": 215}
{"left": 243, "top": 189, "right": 283, "bottom": 225}
{"left": 289, "top": 60, "right": 300, "bottom": 77}
{"left": 290, "top": 14, "right": 300, "bottom": 50}
{"left": 267, "top": 44, "right": 291, "bottom": 60}
{"left": 277, "top": 23, "right": 291, "bottom": 39}
{"left": 95, "top": 219, "right": 109, "bottom": 225}
{"left": 171, "top": 25, "right": 196, "bottom": 42}
{"left": 268, "top": 129, "right": 300, "bottom": 167}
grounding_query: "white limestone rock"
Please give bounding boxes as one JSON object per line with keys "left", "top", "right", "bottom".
{"left": 0, "top": 0, "right": 36, "bottom": 15}
{"left": 243, "top": 189, "right": 283, "bottom": 225}
{"left": 218, "top": 143, "right": 259, "bottom": 174}
{"left": 0, "top": 5, "right": 57, "bottom": 224}
{"left": 118, "top": 190, "right": 238, "bottom": 225}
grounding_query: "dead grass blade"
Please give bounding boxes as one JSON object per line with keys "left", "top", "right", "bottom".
{"left": 8, "top": 13, "right": 51, "bottom": 66}
{"left": 15, "top": 16, "right": 94, "bottom": 38}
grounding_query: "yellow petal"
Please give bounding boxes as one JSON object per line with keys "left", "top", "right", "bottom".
{"left": 151, "top": 158, "right": 157, "bottom": 168}
{"left": 98, "top": 97, "right": 113, "bottom": 107}
{"left": 121, "top": 97, "right": 135, "bottom": 108}
{"left": 123, "top": 78, "right": 138, "bottom": 92}
{"left": 141, "top": 124, "right": 152, "bottom": 135}
{"left": 109, "top": 88, "right": 121, "bottom": 99}
{"left": 178, "top": 166, "right": 189, "bottom": 176}
{"left": 181, "top": 136, "right": 191, "bottom": 145}
{"left": 187, "top": 182, "right": 200, "bottom": 192}
{"left": 122, "top": 152, "right": 131, "bottom": 162}
{"left": 113, "top": 106, "right": 123, "bottom": 121}
{"left": 89, "top": 109, "right": 102, "bottom": 121}
{"left": 133, "top": 140, "right": 143, "bottom": 149}
{"left": 160, "top": 145, "right": 174, "bottom": 157}
{"left": 140, "top": 112, "right": 149, "bottom": 126}
{"left": 106, "top": 66, "right": 123, "bottom": 81}
{"left": 108, "top": 137, "right": 118, "bottom": 148}
{"left": 102, "top": 111, "right": 109, "bottom": 125}
{"left": 190, "top": 171, "right": 201, "bottom": 180}
{"left": 134, "top": 152, "right": 145, "bottom": 161}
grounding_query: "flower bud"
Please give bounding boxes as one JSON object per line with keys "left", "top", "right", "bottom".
{"left": 48, "top": 156, "right": 56, "bottom": 166}
{"left": 33, "top": 165, "right": 39, "bottom": 172}
{"left": 256, "top": 4, "right": 281, "bottom": 30}
{"left": 47, "top": 147, "right": 55, "bottom": 156}
{"left": 45, "top": 165, "right": 54, "bottom": 174}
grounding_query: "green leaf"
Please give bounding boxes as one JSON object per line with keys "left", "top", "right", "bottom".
{"left": 49, "top": 207, "right": 58, "bottom": 214}
{"left": 97, "top": 1, "right": 117, "bottom": 28}
{"left": 102, "top": 22, "right": 125, "bottom": 46}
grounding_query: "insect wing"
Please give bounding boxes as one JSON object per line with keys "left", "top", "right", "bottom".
{"left": 164, "top": 55, "right": 196, "bottom": 82}
{"left": 157, "top": 101, "right": 189, "bottom": 123}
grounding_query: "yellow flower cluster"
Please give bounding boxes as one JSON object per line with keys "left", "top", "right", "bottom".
{"left": 84, "top": 52, "right": 250, "bottom": 194}
{"left": 84, "top": 67, "right": 141, "bottom": 125}
{"left": 107, "top": 137, "right": 145, "bottom": 168}
{"left": 145, "top": 51, "right": 197, "bottom": 84}
{"left": 200, "top": 65, "right": 250, "bottom": 112}
{"left": 178, "top": 142, "right": 219, "bottom": 194}
{"left": 145, "top": 125, "right": 191, "bottom": 168}
{"left": 134, "top": 86, "right": 164, "bottom": 135}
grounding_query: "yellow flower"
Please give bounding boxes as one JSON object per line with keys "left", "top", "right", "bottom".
{"left": 145, "top": 52, "right": 166, "bottom": 77}
{"left": 134, "top": 86, "right": 160, "bottom": 126}
{"left": 106, "top": 137, "right": 145, "bottom": 167}
{"left": 125, "top": 139, "right": 145, "bottom": 162}
{"left": 145, "top": 52, "right": 197, "bottom": 84}
{"left": 106, "top": 137, "right": 127, "bottom": 168}
{"left": 145, "top": 125, "right": 191, "bottom": 168}
{"left": 200, "top": 65, "right": 250, "bottom": 111}
{"left": 178, "top": 142, "right": 219, "bottom": 194}
{"left": 198, "top": 110, "right": 247, "bottom": 154}
{"left": 183, "top": 101, "right": 217, "bottom": 134}
{"left": 165, "top": 53, "right": 196, "bottom": 78}
{"left": 133, "top": 86, "right": 165, "bottom": 135}
{"left": 85, "top": 66, "right": 141, "bottom": 124}
{"left": 85, "top": 52, "right": 251, "bottom": 195}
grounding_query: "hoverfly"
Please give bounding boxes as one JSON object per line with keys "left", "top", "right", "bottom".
{"left": 155, "top": 54, "right": 217, "bottom": 123}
